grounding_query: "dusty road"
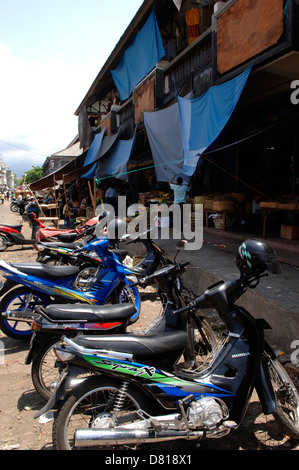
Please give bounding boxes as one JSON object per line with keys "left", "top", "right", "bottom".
{"left": 0, "top": 202, "right": 298, "bottom": 451}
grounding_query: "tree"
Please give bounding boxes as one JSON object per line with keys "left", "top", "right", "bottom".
{"left": 21, "top": 166, "right": 43, "bottom": 184}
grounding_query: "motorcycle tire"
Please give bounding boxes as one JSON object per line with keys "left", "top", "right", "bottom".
{"left": 0, "top": 235, "right": 8, "bottom": 252}
{"left": 52, "top": 376, "right": 154, "bottom": 450}
{"left": 0, "top": 287, "right": 51, "bottom": 340}
{"left": 268, "top": 357, "right": 299, "bottom": 439}
{"left": 31, "top": 336, "right": 64, "bottom": 400}
{"left": 10, "top": 203, "right": 19, "bottom": 213}
{"left": 113, "top": 281, "right": 141, "bottom": 322}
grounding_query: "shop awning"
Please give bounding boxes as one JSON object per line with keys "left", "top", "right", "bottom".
{"left": 96, "top": 130, "right": 137, "bottom": 182}
{"left": 30, "top": 153, "right": 86, "bottom": 191}
{"left": 111, "top": 11, "right": 165, "bottom": 101}
{"left": 178, "top": 67, "right": 251, "bottom": 175}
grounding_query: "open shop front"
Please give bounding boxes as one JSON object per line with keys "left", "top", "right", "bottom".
{"left": 193, "top": 101, "right": 299, "bottom": 242}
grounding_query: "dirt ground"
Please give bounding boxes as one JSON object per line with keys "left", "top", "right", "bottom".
{"left": 0, "top": 203, "right": 298, "bottom": 451}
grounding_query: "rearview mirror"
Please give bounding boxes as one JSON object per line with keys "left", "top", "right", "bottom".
{"left": 176, "top": 239, "right": 188, "bottom": 250}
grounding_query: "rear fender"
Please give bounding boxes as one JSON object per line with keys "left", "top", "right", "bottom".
{"left": 0, "top": 279, "right": 18, "bottom": 297}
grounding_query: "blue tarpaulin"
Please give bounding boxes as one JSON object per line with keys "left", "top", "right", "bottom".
{"left": 83, "top": 129, "right": 105, "bottom": 166}
{"left": 81, "top": 130, "right": 120, "bottom": 179}
{"left": 111, "top": 11, "right": 165, "bottom": 101}
{"left": 81, "top": 162, "right": 97, "bottom": 179}
{"left": 144, "top": 101, "right": 185, "bottom": 182}
{"left": 178, "top": 67, "right": 251, "bottom": 175}
{"left": 97, "top": 130, "right": 136, "bottom": 182}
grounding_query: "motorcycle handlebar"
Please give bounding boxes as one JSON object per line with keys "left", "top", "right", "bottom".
{"left": 173, "top": 271, "right": 267, "bottom": 315}
{"left": 130, "top": 261, "right": 190, "bottom": 287}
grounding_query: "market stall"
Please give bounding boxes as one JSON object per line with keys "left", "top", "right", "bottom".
{"left": 260, "top": 198, "right": 299, "bottom": 239}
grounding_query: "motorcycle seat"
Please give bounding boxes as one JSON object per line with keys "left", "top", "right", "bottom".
{"left": 10, "top": 262, "right": 80, "bottom": 279}
{"left": 72, "top": 330, "right": 188, "bottom": 357}
{"left": 0, "top": 224, "right": 22, "bottom": 231}
{"left": 55, "top": 233, "right": 80, "bottom": 243}
{"left": 44, "top": 303, "right": 136, "bottom": 323}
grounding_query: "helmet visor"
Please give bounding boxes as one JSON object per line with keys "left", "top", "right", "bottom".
{"left": 262, "top": 253, "right": 281, "bottom": 274}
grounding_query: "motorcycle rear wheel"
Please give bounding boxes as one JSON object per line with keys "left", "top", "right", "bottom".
{"left": 53, "top": 376, "right": 154, "bottom": 450}
{"left": 269, "top": 357, "right": 299, "bottom": 439}
{"left": 0, "top": 287, "right": 51, "bottom": 340}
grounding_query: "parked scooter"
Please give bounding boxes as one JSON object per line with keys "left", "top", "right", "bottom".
{"left": 26, "top": 239, "right": 215, "bottom": 401}
{"left": 35, "top": 217, "right": 99, "bottom": 244}
{"left": 33, "top": 210, "right": 113, "bottom": 262}
{"left": 0, "top": 212, "right": 45, "bottom": 252}
{"left": 9, "top": 197, "right": 27, "bottom": 214}
{"left": 35, "top": 239, "right": 299, "bottom": 450}
{"left": 34, "top": 225, "right": 170, "bottom": 269}
{"left": 0, "top": 220, "right": 141, "bottom": 340}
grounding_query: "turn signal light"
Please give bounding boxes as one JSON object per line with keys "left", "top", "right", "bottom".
{"left": 31, "top": 320, "right": 42, "bottom": 331}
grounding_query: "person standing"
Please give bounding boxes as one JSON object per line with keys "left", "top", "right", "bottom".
{"left": 105, "top": 185, "right": 118, "bottom": 214}
{"left": 169, "top": 175, "right": 191, "bottom": 231}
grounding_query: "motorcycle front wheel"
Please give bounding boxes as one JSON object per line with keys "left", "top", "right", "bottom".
{"left": 9, "top": 203, "right": 19, "bottom": 213}
{"left": 0, "top": 287, "right": 51, "bottom": 340}
{"left": 268, "top": 357, "right": 299, "bottom": 439}
{"left": 52, "top": 376, "right": 154, "bottom": 450}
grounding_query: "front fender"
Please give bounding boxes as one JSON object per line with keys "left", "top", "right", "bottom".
{"left": 0, "top": 279, "right": 18, "bottom": 297}
{"left": 255, "top": 353, "right": 276, "bottom": 415}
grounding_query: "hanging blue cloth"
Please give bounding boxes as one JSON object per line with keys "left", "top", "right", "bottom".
{"left": 111, "top": 11, "right": 165, "bottom": 101}
{"left": 83, "top": 128, "right": 105, "bottom": 166}
{"left": 97, "top": 130, "right": 137, "bottom": 182}
{"left": 178, "top": 67, "right": 251, "bottom": 175}
{"left": 81, "top": 163, "right": 97, "bottom": 179}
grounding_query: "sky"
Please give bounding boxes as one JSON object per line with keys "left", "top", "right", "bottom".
{"left": 0, "top": 0, "right": 144, "bottom": 177}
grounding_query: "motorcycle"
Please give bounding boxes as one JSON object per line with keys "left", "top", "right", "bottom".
{"left": 35, "top": 217, "right": 99, "bottom": 244}
{"left": 0, "top": 232, "right": 141, "bottom": 340}
{"left": 35, "top": 238, "right": 299, "bottom": 450}
{"left": 25, "top": 239, "right": 216, "bottom": 401}
{"left": 34, "top": 226, "right": 170, "bottom": 268}
{"left": 0, "top": 212, "right": 45, "bottom": 252}
{"left": 9, "top": 197, "right": 27, "bottom": 214}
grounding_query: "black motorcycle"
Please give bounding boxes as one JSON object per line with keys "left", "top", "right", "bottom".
{"left": 35, "top": 239, "right": 299, "bottom": 450}
{"left": 26, "top": 238, "right": 216, "bottom": 401}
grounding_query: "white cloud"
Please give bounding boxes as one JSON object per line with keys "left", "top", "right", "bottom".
{"left": 0, "top": 44, "right": 98, "bottom": 175}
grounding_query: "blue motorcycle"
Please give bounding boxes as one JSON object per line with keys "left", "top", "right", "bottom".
{"left": 0, "top": 235, "right": 141, "bottom": 340}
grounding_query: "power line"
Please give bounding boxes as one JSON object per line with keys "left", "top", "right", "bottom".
{"left": 0, "top": 139, "right": 48, "bottom": 157}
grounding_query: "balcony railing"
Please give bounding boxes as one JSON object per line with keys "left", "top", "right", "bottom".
{"left": 161, "top": 28, "right": 213, "bottom": 105}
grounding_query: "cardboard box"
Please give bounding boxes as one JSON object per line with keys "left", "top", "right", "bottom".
{"left": 212, "top": 201, "right": 235, "bottom": 212}
{"left": 280, "top": 225, "right": 299, "bottom": 240}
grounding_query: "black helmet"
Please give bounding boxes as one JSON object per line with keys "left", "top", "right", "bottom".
{"left": 107, "top": 218, "right": 127, "bottom": 240}
{"left": 98, "top": 210, "right": 113, "bottom": 222}
{"left": 236, "top": 239, "right": 281, "bottom": 275}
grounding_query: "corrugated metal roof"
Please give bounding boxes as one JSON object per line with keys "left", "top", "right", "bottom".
{"left": 51, "top": 141, "right": 83, "bottom": 158}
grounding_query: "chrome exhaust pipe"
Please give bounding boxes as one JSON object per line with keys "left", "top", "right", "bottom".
{"left": 74, "top": 428, "right": 204, "bottom": 447}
